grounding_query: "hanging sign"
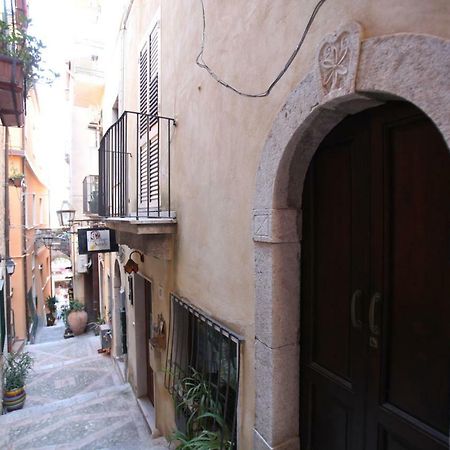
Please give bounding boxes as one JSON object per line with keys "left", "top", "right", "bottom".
{"left": 78, "top": 228, "right": 119, "bottom": 255}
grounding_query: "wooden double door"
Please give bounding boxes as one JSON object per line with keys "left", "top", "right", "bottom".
{"left": 300, "top": 102, "right": 450, "bottom": 450}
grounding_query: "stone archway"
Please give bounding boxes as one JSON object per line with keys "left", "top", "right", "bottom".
{"left": 253, "top": 27, "right": 450, "bottom": 450}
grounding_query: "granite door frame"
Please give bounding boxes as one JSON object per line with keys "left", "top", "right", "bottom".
{"left": 253, "top": 29, "right": 450, "bottom": 450}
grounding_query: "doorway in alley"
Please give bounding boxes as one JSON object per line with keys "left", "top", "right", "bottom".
{"left": 144, "top": 279, "right": 154, "bottom": 405}
{"left": 300, "top": 102, "right": 450, "bottom": 450}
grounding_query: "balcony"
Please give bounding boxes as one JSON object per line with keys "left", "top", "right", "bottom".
{"left": 0, "top": 54, "right": 24, "bottom": 127}
{"left": 0, "top": 3, "right": 27, "bottom": 127}
{"left": 98, "top": 111, "right": 176, "bottom": 248}
{"left": 82, "top": 175, "right": 99, "bottom": 216}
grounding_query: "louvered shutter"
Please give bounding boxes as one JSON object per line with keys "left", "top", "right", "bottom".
{"left": 138, "top": 23, "right": 160, "bottom": 213}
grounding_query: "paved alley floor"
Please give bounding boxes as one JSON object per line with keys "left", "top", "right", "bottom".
{"left": 0, "top": 323, "right": 170, "bottom": 450}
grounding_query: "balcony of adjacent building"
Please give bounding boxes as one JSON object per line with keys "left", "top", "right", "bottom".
{"left": 0, "top": 1, "right": 28, "bottom": 127}
{"left": 82, "top": 175, "right": 99, "bottom": 217}
{"left": 97, "top": 111, "right": 176, "bottom": 255}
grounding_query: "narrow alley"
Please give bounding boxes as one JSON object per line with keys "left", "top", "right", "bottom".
{"left": 0, "top": 323, "right": 169, "bottom": 450}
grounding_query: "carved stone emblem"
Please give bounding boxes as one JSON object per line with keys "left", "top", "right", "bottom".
{"left": 318, "top": 22, "right": 362, "bottom": 100}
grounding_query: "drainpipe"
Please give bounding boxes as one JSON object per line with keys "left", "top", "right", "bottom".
{"left": 4, "top": 126, "right": 11, "bottom": 350}
{"left": 21, "top": 153, "right": 28, "bottom": 339}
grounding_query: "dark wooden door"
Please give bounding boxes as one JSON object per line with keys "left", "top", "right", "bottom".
{"left": 300, "top": 102, "right": 450, "bottom": 450}
{"left": 144, "top": 279, "right": 154, "bottom": 405}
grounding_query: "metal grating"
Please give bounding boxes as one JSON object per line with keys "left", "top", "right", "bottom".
{"left": 98, "top": 111, "right": 175, "bottom": 219}
{"left": 165, "top": 294, "right": 242, "bottom": 449}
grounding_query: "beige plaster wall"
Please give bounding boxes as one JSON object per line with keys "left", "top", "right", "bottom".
{"left": 102, "top": 0, "right": 450, "bottom": 447}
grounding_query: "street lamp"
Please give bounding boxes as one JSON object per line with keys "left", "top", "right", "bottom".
{"left": 1, "top": 257, "right": 16, "bottom": 276}
{"left": 56, "top": 201, "right": 76, "bottom": 228}
{"left": 5, "top": 258, "right": 15, "bottom": 276}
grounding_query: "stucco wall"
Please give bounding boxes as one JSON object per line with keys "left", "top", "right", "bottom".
{"left": 101, "top": 0, "right": 450, "bottom": 447}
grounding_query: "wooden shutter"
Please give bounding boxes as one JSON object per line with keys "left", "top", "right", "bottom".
{"left": 138, "top": 23, "right": 160, "bottom": 212}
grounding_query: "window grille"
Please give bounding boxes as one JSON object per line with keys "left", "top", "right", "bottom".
{"left": 165, "top": 294, "right": 243, "bottom": 449}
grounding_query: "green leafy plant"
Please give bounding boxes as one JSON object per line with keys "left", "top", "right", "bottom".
{"left": 3, "top": 351, "right": 33, "bottom": 391}
{"left": 45, "top": 295, "right": 58, "bottom": 313}
{"left": 168, "top": 367, "right": 233, "bottom": 449}
{"left": 61, "top": 299, "right": 85, "bottom": 325}
{"left": 0, "top": 16, "right": 45, "bottom": 93}
{"left": 8, "top": 167, "right": 24, "bottom": 180}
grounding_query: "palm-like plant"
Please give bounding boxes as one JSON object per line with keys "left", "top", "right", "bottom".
{"left": 3, "top": 351, "right": 33, "bottom": 391}
{"left": 169, "top": 367, "right": 233, "bottom": 449}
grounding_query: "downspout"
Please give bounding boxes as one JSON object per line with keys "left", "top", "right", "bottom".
{"left": 4, "top": 127, "right": 11, "bottom": 350}
{"left": 21, "top": 153, "right": 28, "bottom": 340}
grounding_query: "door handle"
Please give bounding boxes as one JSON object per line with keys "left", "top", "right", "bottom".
{"left": 351, "top": 289, "right": 362, "bottom": 329}
{"left": 369, "top": 292, "right": 381, "bottom": 335}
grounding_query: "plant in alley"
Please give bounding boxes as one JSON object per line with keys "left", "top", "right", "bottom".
{"left": 168, "top": 367, "right": 233, "bottom": 450}
{"left": 45, "top": 295, "right": 58, "bottom": 326}
{"left": 61, "top": 299, "right": 88, "bottom": 337}
{"left": 2, "top": 351, "right": 33, "bottom": 412}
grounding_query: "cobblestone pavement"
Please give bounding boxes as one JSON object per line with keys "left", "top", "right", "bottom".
{"left": 0, "top": 323, "right": 170, "bottom": 450}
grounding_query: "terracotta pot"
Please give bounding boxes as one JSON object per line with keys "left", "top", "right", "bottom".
{"left": 3, "top": 386, "right": 26, "bottom": 411}
{"left": 67, "top": 310, "right": 88, "bottom": 336}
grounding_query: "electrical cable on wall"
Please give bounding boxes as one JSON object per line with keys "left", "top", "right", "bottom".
{"left": 196, "top": 0, "right": 328, "bottom": 98}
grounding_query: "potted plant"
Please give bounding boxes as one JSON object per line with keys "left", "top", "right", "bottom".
{"left": 8, "top": 167, "right": 25, "bottom": 187}
{"left": 45, "top": 295, "right": 58, "bottom": 326}
{"left": 0, "top": 16, "right": 44, "bottom": 126}
{"left": 2, "top": 351, "right": 33, "bottom": 412}
{"left": 65, "top": 299, "right": 88, "bottom": 336}
{"left": 169, "top": 367, "right": 233, "bottom": 449}
{"left": 0, "top": 16, "right": 44, "bottom": 94}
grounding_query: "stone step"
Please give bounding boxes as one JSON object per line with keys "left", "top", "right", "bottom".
{"left": 0, "top": 384, "right": 170, "bottom": 449}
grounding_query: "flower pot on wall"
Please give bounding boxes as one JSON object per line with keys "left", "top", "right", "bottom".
{"left": 67, "top": 310, "right": 88, "bottom": 335}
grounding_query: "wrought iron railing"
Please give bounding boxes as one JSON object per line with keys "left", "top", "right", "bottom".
{"left": 98, "top": 111, "right": 175, "bottom": 219}
{"left": 82, "top": 175, "right": 99, "bottom": 215}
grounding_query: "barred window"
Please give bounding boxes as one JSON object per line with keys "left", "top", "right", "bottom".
{"left": 165, "top": 294, "right": 242, "bottom": 449}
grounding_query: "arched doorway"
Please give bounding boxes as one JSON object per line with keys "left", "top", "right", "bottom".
{"left": 300, "top": 101, "right": 449, "bottom": 449}
{"left": 252, "top": 31, "right": 450, "bottom": 449}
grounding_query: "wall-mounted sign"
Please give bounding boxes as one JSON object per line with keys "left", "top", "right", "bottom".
{"left": 78, "top": 228, "right": 119, "bottom": 255}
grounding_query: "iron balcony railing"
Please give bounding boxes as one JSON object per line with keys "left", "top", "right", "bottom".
{"left": 82, "top": 175, "right": 99, "bottom": 216}
{"left": 98, "top": 111, "right": 175, "bottom": 219}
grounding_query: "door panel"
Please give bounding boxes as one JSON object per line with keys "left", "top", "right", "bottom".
{"left": 301, "top": 102, "right": 450, "bottom": 450}
{"left": 369, "top": 108, "right": 450, "bottom": 449}
{"left": 301, "top": 115, "right": 369, "bottom": 450}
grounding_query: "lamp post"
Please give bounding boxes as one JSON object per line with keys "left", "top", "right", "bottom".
{"left": 56, "top": 201, "right": 76, "bottom": 229}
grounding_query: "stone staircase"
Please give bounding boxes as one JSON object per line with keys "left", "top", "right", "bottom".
{"left": 0, "top": 330, "right": 170, "bottom": 450}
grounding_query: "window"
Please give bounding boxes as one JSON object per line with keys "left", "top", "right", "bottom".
{"left": 32, "top": 194, "right": 36, "bottom": 226}
{"left": 39, "top": 197, "right": 43, "bottom": 225}
{"left": 165, "top": 295, "right": 242, "bottom": 449}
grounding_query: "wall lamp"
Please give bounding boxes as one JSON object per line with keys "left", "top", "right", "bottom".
{"left": 124, "top": 250, "right": 144, "bottom": 274}
{"left": 1, "top": 257, "right": 16, "bottom": 276}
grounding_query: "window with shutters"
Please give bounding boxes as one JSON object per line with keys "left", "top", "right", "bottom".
{"left": 138, "top": 22, "right": 160, "bottom": 212}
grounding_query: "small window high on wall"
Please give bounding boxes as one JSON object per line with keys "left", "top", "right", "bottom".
{"left": 165, "top": 294, "right": 242, "bottom": 449}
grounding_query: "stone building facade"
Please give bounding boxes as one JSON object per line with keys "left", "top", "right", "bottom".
{"left": 95, "top": 1, "right": 450, "bottom": 449}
